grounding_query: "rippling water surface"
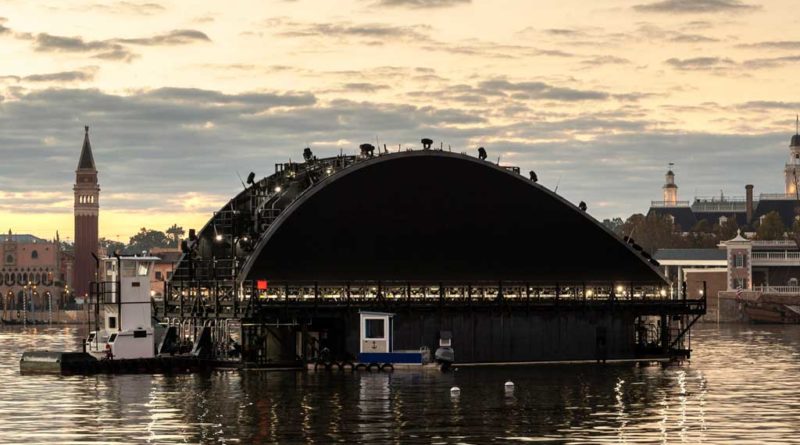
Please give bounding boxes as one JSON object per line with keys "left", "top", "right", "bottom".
{"left": 1, "top": 324, "right": 800, "bottom": 444}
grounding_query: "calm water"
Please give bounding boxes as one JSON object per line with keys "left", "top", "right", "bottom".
{"left": 1, "top": 325, "right": 799, "bottom": 444}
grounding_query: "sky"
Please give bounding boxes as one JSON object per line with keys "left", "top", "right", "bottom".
{"left": 1, "top": 0, "right": 799, "bottom": 242}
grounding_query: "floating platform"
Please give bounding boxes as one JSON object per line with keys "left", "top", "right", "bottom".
{"left": 58, "top": 146, "right": 706, "bottom": 373}
{"left": 20, "top": 351, "right": 214, "bottom": 375}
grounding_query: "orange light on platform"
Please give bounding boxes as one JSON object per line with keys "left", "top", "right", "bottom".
{"left": 257, "top": 280, "right": 268, "bottom": 290}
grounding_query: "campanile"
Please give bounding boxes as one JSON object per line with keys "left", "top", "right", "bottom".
{"left": 73, "top": 126, "right": 99, "bottom": 298}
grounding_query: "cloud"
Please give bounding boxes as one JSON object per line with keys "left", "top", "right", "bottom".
{"left": 94, "top": 48, "right": 138, "bottom": 62}
{"left": 370, "top": 0, "right": 470, "bottom": 8}
{"left": 737, "top": 41, "right": 800, "bottom": 50}
{"left": 634, "top": 0, "right": 759, "bottom": 14}
{"left": 89, "top": 1, "right": 166, "bottom": 15}
{"left": 580, "top": 55, "right": 631, "bottom": 66}
{"left": 23, "top": 67, "right": 97, "bottom": 83}
{"left": 274, "top": 19, "right": 430, "bottom": 43}
{"left": 31, "top": 33, "right": 138, "bottom": 62}
{"left": 664, "top": 56, "right": 736, "bottom": 70}
{"left": 22, "top": 28, "right": 210, "bottom": 62}
{"left": 477, "top": 79, "right": 610, "bottom": 101}
{"left": 0, "top": 87, "right": 484, "bottom": 202}
{"left": 339, "top": 82, "right": 391, "bottom": 92}
{"left": 737, "top": 101, "right": 800, "bottom": 110}
{"left": 116, "top": 29, "right": 211, "bottom": 46}
{"left": 665, "top": 54, "right": 800, "bottom": 71}
{"left": 140, "top": 87, "right": 317, "bottom": 108}
{"left": 669, "top": 33, "right": 719, "bottom": 43}
{"left": 0, "top": 85, "right": 794, "bottom": 224}
{"left": 742, "top": 55, "right": 800, "bottom": 69}
{"left": 529, "top": 23, "right": 719, "bottom": 49}
{"left": 33, "top": 33, "right": 117, "bottom": 52}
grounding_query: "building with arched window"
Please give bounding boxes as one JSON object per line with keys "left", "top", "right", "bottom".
{"left": 0, "top": 230, "right": 73, "bottom": 321}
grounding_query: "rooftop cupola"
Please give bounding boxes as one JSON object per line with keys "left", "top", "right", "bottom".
{"left": 663, "top": 163, "right": 678, "bottom": 205}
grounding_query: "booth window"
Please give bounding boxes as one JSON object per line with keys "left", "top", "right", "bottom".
{"left": 364, "top": 318, "right": 385, "bottom": 339}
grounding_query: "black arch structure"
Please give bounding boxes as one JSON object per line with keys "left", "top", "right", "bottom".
{"left": 241, "top": 151, "right": 665, "bottom": 285}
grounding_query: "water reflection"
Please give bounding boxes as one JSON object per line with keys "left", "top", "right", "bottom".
{"left": 2, "top": 325, "right": 800, "bottom": 443}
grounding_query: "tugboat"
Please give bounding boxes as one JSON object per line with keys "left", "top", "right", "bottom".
{"left": 20, "top": 256, "right": 203, "bottom": 375}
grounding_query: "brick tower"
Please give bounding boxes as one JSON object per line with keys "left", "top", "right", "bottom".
{"left": 73, "top": 126, "right": 99, "bottom": 298}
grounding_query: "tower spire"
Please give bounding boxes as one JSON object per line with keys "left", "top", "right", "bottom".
{"left": 77, "top": 125, "right": 96, "bottom": 170}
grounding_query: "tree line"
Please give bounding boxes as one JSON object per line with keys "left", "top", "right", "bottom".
{"left": 97, "top": 224, "right": 185, "bottom": 256}
{"left": 602, "top": 211, "right": 796, "bottom": 255}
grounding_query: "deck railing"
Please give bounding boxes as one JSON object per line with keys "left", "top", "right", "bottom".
{"left": 759, "top": 193, "right": 800, "bottom": 200}
{"left": 751, "top": 251, "right": 800, "bottom": 265}
{"left": 650, "top": 201, "right": 690, "bottom": 208}
{"left": 754, "top": 285, "right": 800, "bottom": 294}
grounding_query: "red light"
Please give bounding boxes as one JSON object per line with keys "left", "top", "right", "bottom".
{"left": 257, "top": 280, "right": 268, "bottom": 290}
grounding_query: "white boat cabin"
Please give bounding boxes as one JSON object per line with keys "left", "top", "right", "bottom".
{"left": 86, "top": 256, "right": 159, "bottom": 360}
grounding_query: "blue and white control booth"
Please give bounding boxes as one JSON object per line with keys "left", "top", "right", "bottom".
{"left": 86, "top": 256, "right": 158, "bottom": 360}
{"left": 358, "top": 311, "right": 427, "bottom": 365}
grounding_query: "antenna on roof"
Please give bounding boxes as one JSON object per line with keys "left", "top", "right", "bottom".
{"left": 235, "top": 171, "right": 247, "bottom": 190}
{"left": 554, "top": 175, "right": 562, "bottom": 193}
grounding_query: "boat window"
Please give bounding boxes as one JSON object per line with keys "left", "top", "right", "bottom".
{"left": 364, "top": 318, "right": 385, "bottom": 339}
{"left": 133, "top": 330, "right": 147, "bottom": 338}
{"left": 108, "top": 333, "right": 117, "bottom": 343}
{"left": 136, "top": 262, "right": 150, "bottom": 277}
{"left": 121, "top": 262, "right": 136, "bottom": 278}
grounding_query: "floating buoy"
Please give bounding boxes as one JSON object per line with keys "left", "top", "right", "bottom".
{"left": 450, "top": 386, "right": 461, "bottom": 396}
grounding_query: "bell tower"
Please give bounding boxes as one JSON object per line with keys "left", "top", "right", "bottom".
{"left": 73, "top": 126, "right": 100, "bottom": 299}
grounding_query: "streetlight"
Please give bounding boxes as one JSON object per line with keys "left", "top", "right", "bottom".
{"left": 46, "top": 291, "right": 52, "bottom": 325}
{"left": 22, "top": 281, "right": 34, "bottom": 327}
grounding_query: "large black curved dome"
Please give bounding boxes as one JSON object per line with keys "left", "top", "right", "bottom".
{"left": 242, "top": 151, "right": 663, "bottom": 284}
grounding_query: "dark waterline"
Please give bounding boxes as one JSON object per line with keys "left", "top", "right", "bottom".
{"left": 1, "top": 324, "right": 799, "bottom": 444}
